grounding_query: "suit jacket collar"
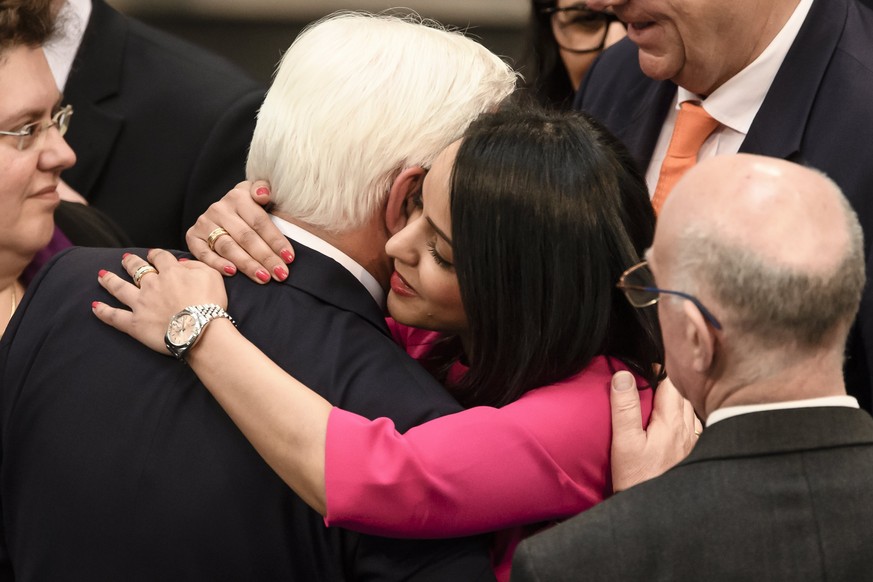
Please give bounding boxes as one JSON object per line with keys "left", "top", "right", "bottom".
{"left": 588, "top": 39, "right": 677, "bottom": 173}
{"left": 740, "top": 0, "right": 847, "bottom": 160}
{"left": 609, "top": 0, "right": 847, "bottom": 167}
{"left": 267, "top": 238, "right": 390, "bottom": 337}
{"left": 680, "top": 406, "right": 873, "bottom": 466}
{"left": 62, "top": 0, "right": 126, "bottom": 197}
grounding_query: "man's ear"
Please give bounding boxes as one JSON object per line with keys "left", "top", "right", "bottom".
{"left": 385, "top": 166, "right": 426, "bottom": 235}
{"left": 683, "top": 300, "right": 716, "bottom": 374}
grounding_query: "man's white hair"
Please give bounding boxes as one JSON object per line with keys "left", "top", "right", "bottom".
{"left": 246, "top": 11, "right": 518, "bottom": 232}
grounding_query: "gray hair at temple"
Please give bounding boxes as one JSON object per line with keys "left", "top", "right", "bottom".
{"left": 246, "top": 11, "right": 518, "bottom": 232}
{"left": 674, "top": 174, "right": 864, "bottom": 355}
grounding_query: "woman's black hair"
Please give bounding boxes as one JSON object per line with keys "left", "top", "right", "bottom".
{"left": 433, "top": 104, "right": 663, "bottom": 408}
{"left": 520, "top": 0, "right": 576, "bottom": 108}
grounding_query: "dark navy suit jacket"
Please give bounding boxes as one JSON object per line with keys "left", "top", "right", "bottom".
{"left": 512, "top": 407, "right": 873, "bottom": 581}
{"left": 62, "top": 0, "right": 265, "bottom": 249}
{"left": 0, "top": 242, "right": 493, "bottom": 581}
{"left": 576, "top": 0, "right": 873, "bottom": 410}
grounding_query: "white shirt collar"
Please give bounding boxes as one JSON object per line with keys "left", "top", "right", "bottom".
{"left": 676, "top": 0, "right": 813, "bottom": 134}
{"left": 706, "top": 395, "right": 859, "bottom": 426}
{"left": 645, "top": 0, "right": 813, "bottom": 194}
{"left": 43, "top": 0, "right": 92, "bottom": 90}
{"left": 269, "top": 215, "right": 385, "bottom": 308}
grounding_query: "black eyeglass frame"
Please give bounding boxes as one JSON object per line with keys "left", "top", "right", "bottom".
{"left": 540, "top": 5, "right": 622, "bottom": 54}
{"left": 617, "top": 260, "right": 723, "bottom": 330}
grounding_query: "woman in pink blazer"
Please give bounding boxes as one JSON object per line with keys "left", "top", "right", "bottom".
{"left": 95, "top": 106, "right": 663, "bottom": 580}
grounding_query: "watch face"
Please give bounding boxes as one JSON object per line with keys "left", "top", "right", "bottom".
{"left": 167, "top": 312, "right": 199, "bottom": 346}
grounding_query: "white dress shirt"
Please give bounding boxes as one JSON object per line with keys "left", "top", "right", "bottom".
{"left": 43, "top": 0, "right": 92, "bottom": 91}
{"left": 270, "top": 215, "right": 385, "bottom": 308}
{"left": 706, "top": 395, "right": 860, "bottom": 426}
{"left": 645, "top": 0, "right": 814, "bottom": 194}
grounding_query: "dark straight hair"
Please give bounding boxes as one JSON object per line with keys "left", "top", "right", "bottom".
{"left": 440, "top": 104, "right": 662, "bottom": 408}
{"left": 520, "top": 0, "right": 576, "bottom": 108}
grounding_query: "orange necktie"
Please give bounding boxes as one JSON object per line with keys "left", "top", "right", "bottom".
{"left": 651, "top": 102, "right": 720, "bottom": 215}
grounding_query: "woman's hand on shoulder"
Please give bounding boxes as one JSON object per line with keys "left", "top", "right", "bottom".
{"left": 186, "top": 180, "right": 293, "bottom": 284}
{"left": 609, "top": 372, "right": 701, "bottom": 492}
{"left": 92, "top": 249, "right": 228, "bottom": 354}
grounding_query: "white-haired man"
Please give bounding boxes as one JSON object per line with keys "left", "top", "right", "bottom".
{"left": 0, "top": 13, "right": 514, "bottom": 580}
{"left": 512, "top": 154, "right": 873, "bottom": 580}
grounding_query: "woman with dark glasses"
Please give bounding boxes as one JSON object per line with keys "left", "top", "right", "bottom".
{"left": 523, "top": 1, "right": 626, "bottom": 107}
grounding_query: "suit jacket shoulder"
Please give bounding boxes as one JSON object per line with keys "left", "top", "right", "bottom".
{"left": 63, "top": 0, "right": 265, "bottom": 248}
{"left": 512, "top": 407, "right": 873, "bottom": 582}
{"left": 0, "top": 244, "right": 493, "bottom": 581}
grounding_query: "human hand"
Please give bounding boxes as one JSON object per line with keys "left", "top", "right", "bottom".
{"left": 92, "top": 249, "right": 228, "bottom": 354}
{"left": 609, "top": 371, "right": 701, "bottom": 492}
{"left": 186, "top": 180, "right": 292, "bottom": 284}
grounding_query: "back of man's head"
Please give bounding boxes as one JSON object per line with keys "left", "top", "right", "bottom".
{"left": 246, "top": 12, "right": 517, "bottom": 233}
{"left": 656, "top": 154, "right": 864, "bottom": 387}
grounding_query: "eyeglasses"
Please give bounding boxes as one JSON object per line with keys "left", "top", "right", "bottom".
{"left": 541, "top": 4, "right": 622, "bottom": 54}
{"left": 617, "top": 260, "right": 723, "bottom": 330}
{"left": 0, "top": 105, "right": 73, "bottom": 151}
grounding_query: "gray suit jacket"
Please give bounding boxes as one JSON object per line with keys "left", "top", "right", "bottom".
{"left": 512, "top": 407, "right": 873, "bottom": 581}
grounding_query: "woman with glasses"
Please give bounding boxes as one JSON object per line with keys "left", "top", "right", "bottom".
{"left": 523, "top": 0, "right": 626, "bottom": 108}
{"left": 0, "top": 1, "right": 77, "bottom": 337}
{"left": 0, "top": 1, "right": 130, "bottom": 336}
{"left": 95, "top": 106, "right": 671, "bottom": 580}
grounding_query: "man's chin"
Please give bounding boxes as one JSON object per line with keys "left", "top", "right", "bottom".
{"left": 637, "top": 52, "right": 682, "bottom": 84}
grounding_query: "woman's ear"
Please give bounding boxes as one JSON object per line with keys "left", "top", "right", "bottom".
{"left": 385, "top": 167, "right": 426, "bottom": 235}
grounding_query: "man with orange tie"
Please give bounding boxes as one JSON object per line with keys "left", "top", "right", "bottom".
{"left": 575, "top": 0, "right": 873, "bottom": 411}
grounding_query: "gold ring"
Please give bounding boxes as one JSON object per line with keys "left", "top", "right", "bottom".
{"left": 694, "top": 430, "right": 701, "bottom": 437}
{"left": 206, "top": 227, "right": 230, "bottom": 252}
{"left": 132, "top": 265, "right": 158, "bottom": 288}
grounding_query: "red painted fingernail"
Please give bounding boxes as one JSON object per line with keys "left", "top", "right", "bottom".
{"left": 91, "top": 301, "right": 100, "bottom": 310}
{"left": 273, "top": 266, "right": 288, "bottom": 281}
{"left": 255, "top": 269, "right": 270, "bottom": 283}
{"left": 224, "top": 265, "right": 237, "bottom": 275}
{"left": 280, "top": 249, "right": 294, "bottom": 264}
{"left": 98, "top": 269, "right": 108, "bottom": 278}
{"left": 256, "top": 187, "right": 270, "bottom": 197}
{"left": 122, "top": 253, "right": 131, "bottom": 259}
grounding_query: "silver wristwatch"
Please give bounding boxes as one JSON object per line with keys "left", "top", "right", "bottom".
{"left": 164, "top": 304, "right": 236, "bottom": 361}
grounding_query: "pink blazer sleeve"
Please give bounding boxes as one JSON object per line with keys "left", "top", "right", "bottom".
{"left": 324, "top": 356, "right": 653, "bottom": 537}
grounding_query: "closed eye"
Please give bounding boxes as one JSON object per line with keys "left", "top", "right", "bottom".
{"left": 426, "top": 240, "right": 453, "bottom": 269}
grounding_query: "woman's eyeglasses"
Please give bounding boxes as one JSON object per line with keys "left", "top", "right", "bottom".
{"left": 541, "top": 4, "right": 623, "bottom": 54}
{"left": 0, "top": 105, "right": 73, "bottom": 151}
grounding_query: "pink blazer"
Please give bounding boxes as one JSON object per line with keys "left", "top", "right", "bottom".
{"left": 324, "top": 321, "right": 654, "bottom": 580}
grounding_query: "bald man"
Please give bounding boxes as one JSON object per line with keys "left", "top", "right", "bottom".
{"left": 511, "top": 154, "right": 873, "bottom": 581}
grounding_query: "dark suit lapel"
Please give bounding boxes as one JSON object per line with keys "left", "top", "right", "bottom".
{"left": 680, "top": 407, "right": 873, "bottom": 467}
{"left": 274, "top": 239, "right": 390, "bottom": 336}
{"left": 62, "top": 0, "right": 126, "bottom": 198}
{"left": 619, "top": 79, "right": 676, "bottom": 173}
{"left": 740, "top": 0, "right": 846, "bottom": 160}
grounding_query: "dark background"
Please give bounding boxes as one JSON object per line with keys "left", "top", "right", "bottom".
{"left": 107, "top": 1, "right": 531, "bottom": 85}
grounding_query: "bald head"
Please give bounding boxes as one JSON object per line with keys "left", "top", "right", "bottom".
{"left": 659, "top": 154, "right": 851, "bottom": 275}
{"left": 653, "top": 154, "right": 864, "bottom": 360}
